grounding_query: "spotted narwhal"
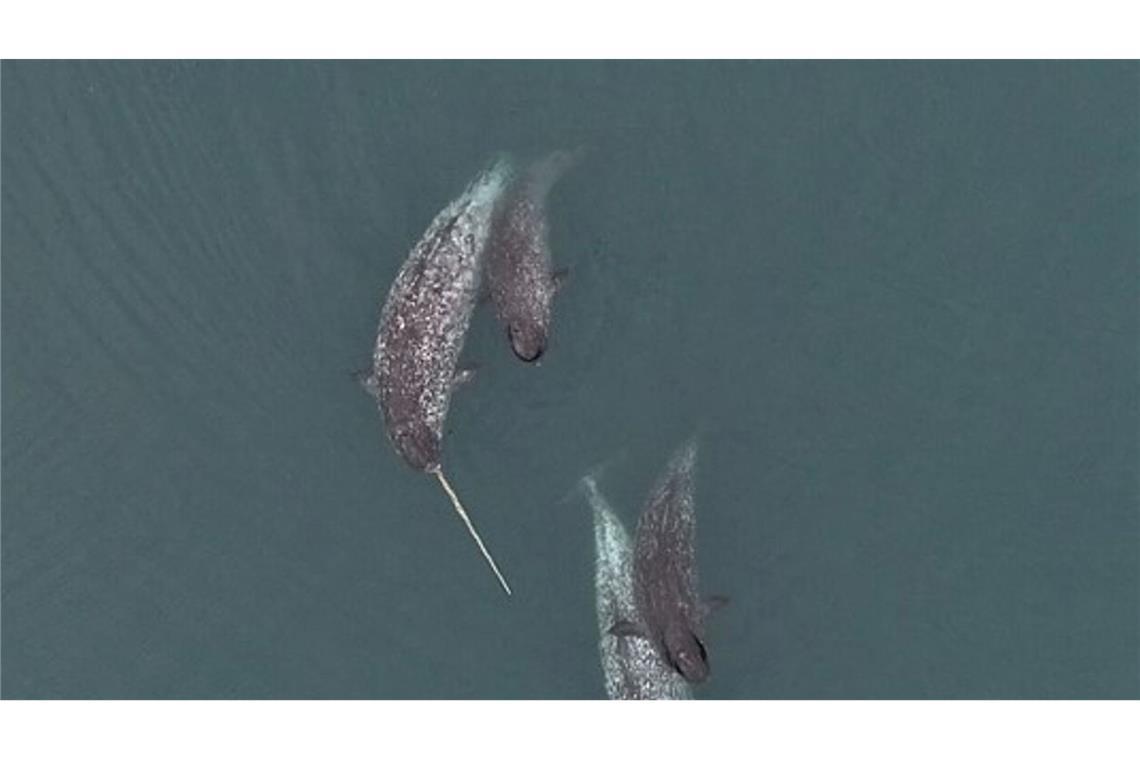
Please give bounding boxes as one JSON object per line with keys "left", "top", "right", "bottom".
{"left": 362, "top": 155, "right": 514, "bottom": 596}
{"left": 583, "top": 473, "right": 692, "bottom": 700}
{"left": 485, "top": 148, "right": 582, "bottom": 362}
{"left": 611, "top": 439, "right": 712, "bottom": 683}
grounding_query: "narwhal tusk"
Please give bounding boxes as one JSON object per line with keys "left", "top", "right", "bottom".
{"left": 431, "top": 468, "right": 512, "bottom": 596}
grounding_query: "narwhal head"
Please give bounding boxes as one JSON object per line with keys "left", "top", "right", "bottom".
{"left": 663, "top": 625, "right": 710, "bottom": 683}
{"left": 392, "top": 420, "right": 441, "bottom": 472}
{"left": 506, "top": 272, "right": 559, "bottom": 363}
{"left": 507, "top": 319, "right": 549, "bottom": 363}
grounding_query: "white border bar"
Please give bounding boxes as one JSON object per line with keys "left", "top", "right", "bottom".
{"left": 1, "top": 1, "right": 1139, "bottom": 58}
{"left": 2, "top": 701, "right": 1139, "bottom": 760}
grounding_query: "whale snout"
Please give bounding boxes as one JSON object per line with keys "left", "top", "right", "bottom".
{"left": 514, "top": 343, "right": 544, "bottom": 363}
{"left": 664, "top": 627, "right": 710, "bottom": 684}
{"left": 508, "top": 322, "right": 547, "bottom": 363}
{"left": 392, "top": 424, "right": 441, "bottom": 472}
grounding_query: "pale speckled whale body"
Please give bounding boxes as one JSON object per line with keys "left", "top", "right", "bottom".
{"left": 369, "top": 157, "right": 513, "bottom": 471}
{"left": 584, "top": 475, "right": 691, "bottom": 700}
{"left": 485, "top": 149, "right": 580, "bottom": 362}
{"left": 633, "top": 439, "right": 710, "bottom": 683}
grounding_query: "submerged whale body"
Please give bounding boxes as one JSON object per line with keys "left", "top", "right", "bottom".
{"left": 625, "top": 439, "right": 711, "bottom": 683}
{"left": 364, "top": 155, "right": 515, "bottom": 595}
{"left": 584, "top": 474, "right": 692, "bottom": 700}
{"left": 485, "top": 149, "right": 582, "bottom": 362}
{"left": 369, "top": 156, "right": 511, "bottom": 469}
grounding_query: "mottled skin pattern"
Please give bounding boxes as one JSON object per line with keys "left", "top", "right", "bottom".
{"left": 486, "top": 149, "right": 580, "bottom": 362}
{"left": 584, "top": 475, "right": 691, "bottom": 700}
{"left": 633, "top": 440, "right": 710, "bottom": 683}
{"left": 370, "top": 158, "right": 512, "bottom": 471}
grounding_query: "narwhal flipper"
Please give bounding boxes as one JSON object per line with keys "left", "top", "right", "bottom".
{"left": 355, "top": 369, "right": 380, "bottom": 398}
{"left": 552, "top": 267, "right": 570, "bottom": 293}
{"left": 702, "top": 595, "right": 730, "bottom": 616}
{"left": 608, "top": 620, "right": 649, "bottom": 638}
{"left": 451, "top": 363, "right": 479, "bottom": 390}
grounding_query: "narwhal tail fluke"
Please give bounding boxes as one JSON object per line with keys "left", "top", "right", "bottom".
{"left": 432, "top": 468, "right": 513, "bottom": 596}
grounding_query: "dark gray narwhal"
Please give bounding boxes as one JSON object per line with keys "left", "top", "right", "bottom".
{"left": 485, "top": 148, "right": 583, "bottom": 362}
{"left": 612, "top": 439, "right": 711, "bottom": 682}
{"left": 363, "top": 155, "right": 514, "bottom": 596}
{"left": 583, "top": 472, "right": 692, "bottom": 699}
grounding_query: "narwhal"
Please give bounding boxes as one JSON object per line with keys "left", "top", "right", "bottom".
{"left": 582, "top": 472, "right": 692, "bottom": 699}
{"left": 485, "top": 148, "right": 583, "bottom": 362}
{"left": 610, "top": 439, "right": 713, "bottom": 683}
{"left": 362, "top": 155, "right": 514, "bottom": 596}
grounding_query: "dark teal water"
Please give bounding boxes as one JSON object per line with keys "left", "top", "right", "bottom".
{"left": 2, "top": 61, "right": 1137, "bottom": 699}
